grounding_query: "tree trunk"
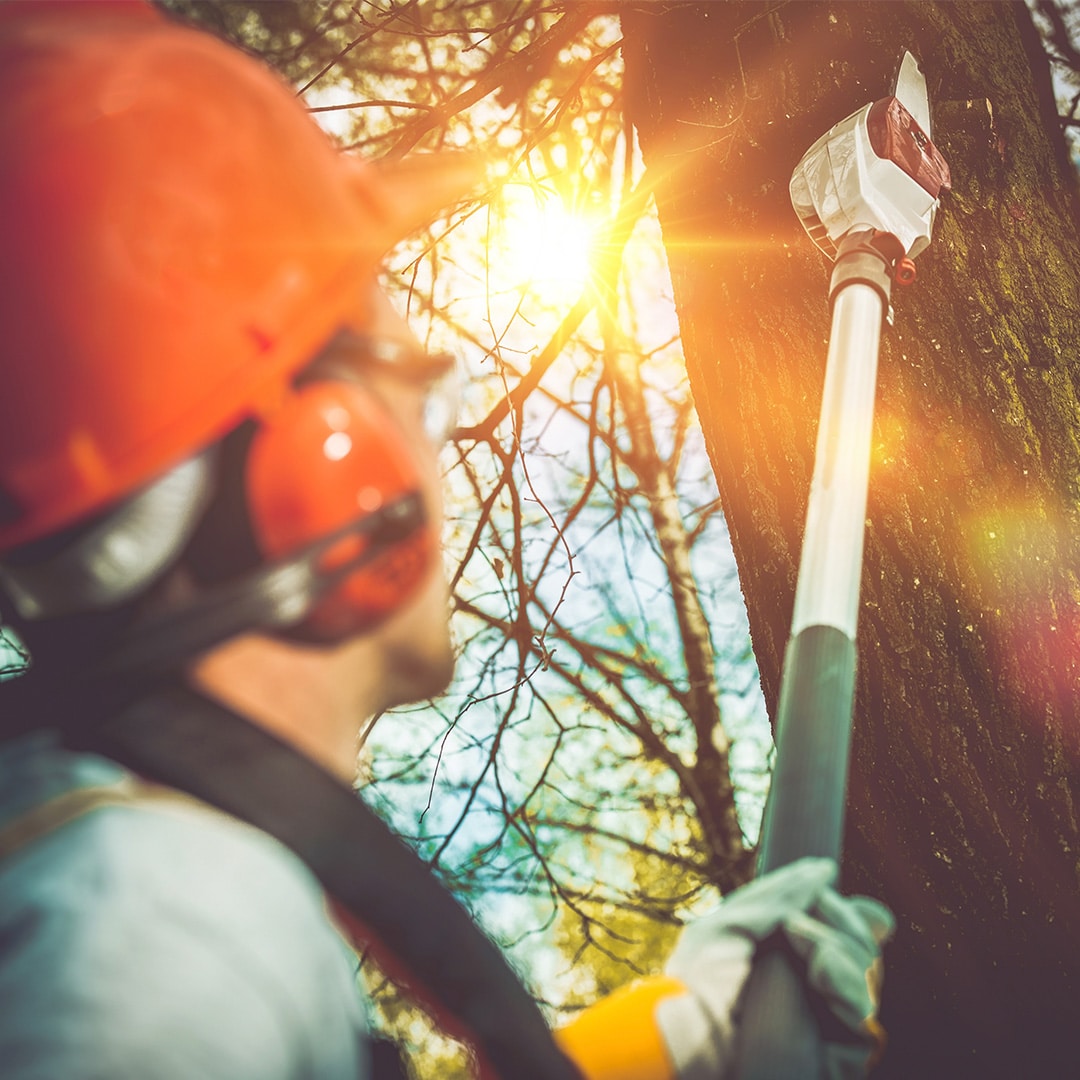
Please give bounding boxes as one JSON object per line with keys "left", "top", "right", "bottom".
{"left": 622, "top": 3, "right": 1080, "bottom": 1077}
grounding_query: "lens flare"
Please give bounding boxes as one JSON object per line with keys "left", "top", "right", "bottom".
{"left": 492, "top": 186, "right": 599, "bottom": 309}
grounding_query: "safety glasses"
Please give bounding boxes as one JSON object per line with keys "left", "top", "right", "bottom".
{"left": 302, "top": 330, "right": 460, "bottom": 446}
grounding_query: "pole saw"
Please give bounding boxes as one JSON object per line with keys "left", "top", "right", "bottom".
{"left": 731, "top": 52, "right": 951, "bottom": 1079}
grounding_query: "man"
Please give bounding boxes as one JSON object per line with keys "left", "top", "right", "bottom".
{"left": 0, "top": 3, "right": 892, "bottom": 1078}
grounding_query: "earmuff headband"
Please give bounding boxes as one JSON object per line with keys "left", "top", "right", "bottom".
{"left": 95, "top": 492, "right": 425, "bottom": 680}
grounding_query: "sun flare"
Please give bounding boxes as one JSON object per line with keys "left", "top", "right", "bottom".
{"left": 492, "top": 185, "right": 599, "bottom": 309}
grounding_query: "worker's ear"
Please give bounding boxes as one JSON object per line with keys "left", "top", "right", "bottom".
{"left": 344, "top": 152, "right": 489, "bottom": 254}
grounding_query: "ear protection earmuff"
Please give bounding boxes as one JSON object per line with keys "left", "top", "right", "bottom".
{"left": 0, "top": 367, "right": 435, "bottom": 679}
{"left": 245, "top": 377, "right": 435, "bottom": 641}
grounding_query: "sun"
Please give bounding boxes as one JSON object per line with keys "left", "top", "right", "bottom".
{"left": 492, "top": 185, "right": 600, "bottom": 310}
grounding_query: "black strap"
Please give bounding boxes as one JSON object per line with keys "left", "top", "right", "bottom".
{"left": 65, "top": 684, "right": 582, "bottom": 1080}
{"left": 94, "top": 492, "right": 427, "bottom": 679}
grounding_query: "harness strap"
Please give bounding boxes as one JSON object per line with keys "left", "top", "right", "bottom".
{"left": 0, "top": 778, "right": 137, "bottom": 860}
{"left": 0, "top": 767, "right": 281, "bottom": 865}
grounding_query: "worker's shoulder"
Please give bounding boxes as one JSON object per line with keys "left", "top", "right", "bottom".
{"left": 0, "top": 738, "right": 368, "bottom": 1079}
{"left": 0, "top": 730, "right": 327, "bottom": 936}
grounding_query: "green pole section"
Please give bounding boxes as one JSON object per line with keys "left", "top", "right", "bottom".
{"left": 732, "top": 236, "right": 895, "bottom": 1080}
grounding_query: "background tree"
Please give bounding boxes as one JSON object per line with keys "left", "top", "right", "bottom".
{"left": 620, "top": 3, "right": 1080, "bottom": 1077}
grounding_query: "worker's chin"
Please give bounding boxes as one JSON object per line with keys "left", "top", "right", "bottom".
{"left": 378, "top": 637, "right": 456, "bottom": 709}
{"left": 369, "top": 568, "right": 456, "bottom": 709}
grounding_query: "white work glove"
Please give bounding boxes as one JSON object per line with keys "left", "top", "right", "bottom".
{"left": 657, "top": 856, "right": 894, "bottom": 1080}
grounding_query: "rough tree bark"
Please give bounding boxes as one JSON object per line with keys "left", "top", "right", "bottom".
{"left": 622, "top": 3, "right": 1080, "bottom": 1078}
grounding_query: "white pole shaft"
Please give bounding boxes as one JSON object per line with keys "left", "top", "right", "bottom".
{"left": 789, "top": 282, "right": 884, "bottom": 640}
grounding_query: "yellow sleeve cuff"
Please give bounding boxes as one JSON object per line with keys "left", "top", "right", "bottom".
{"left": 554, "top": 975, "right": 687, "bottom": 1080}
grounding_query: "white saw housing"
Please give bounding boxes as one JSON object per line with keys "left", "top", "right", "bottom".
{"left": 789, "top": 54, "right": 950, "bottom": 260}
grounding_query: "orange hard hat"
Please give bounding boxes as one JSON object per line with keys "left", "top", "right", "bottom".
{"left": 0, "top": 0, "right": 482, "bottom": 555}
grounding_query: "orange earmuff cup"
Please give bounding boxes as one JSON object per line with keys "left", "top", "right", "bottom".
{"left": 245, "top": 381, "right": 434, "bottom": 636}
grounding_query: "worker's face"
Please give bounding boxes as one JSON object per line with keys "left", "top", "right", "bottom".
{"left": 341, "top": 288, "right": 457, "bottom": 711}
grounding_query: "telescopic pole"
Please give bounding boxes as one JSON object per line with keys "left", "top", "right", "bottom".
{"left": 726, "top": 47, "right": 947, "bottom": 1077}
{"left": 731, "top": 230, "right": 905, "bottom": 1080}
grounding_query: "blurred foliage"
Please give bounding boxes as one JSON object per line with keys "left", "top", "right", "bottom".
{"left": 1031, "top": 0, "right": 1080, "bottom": 158}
